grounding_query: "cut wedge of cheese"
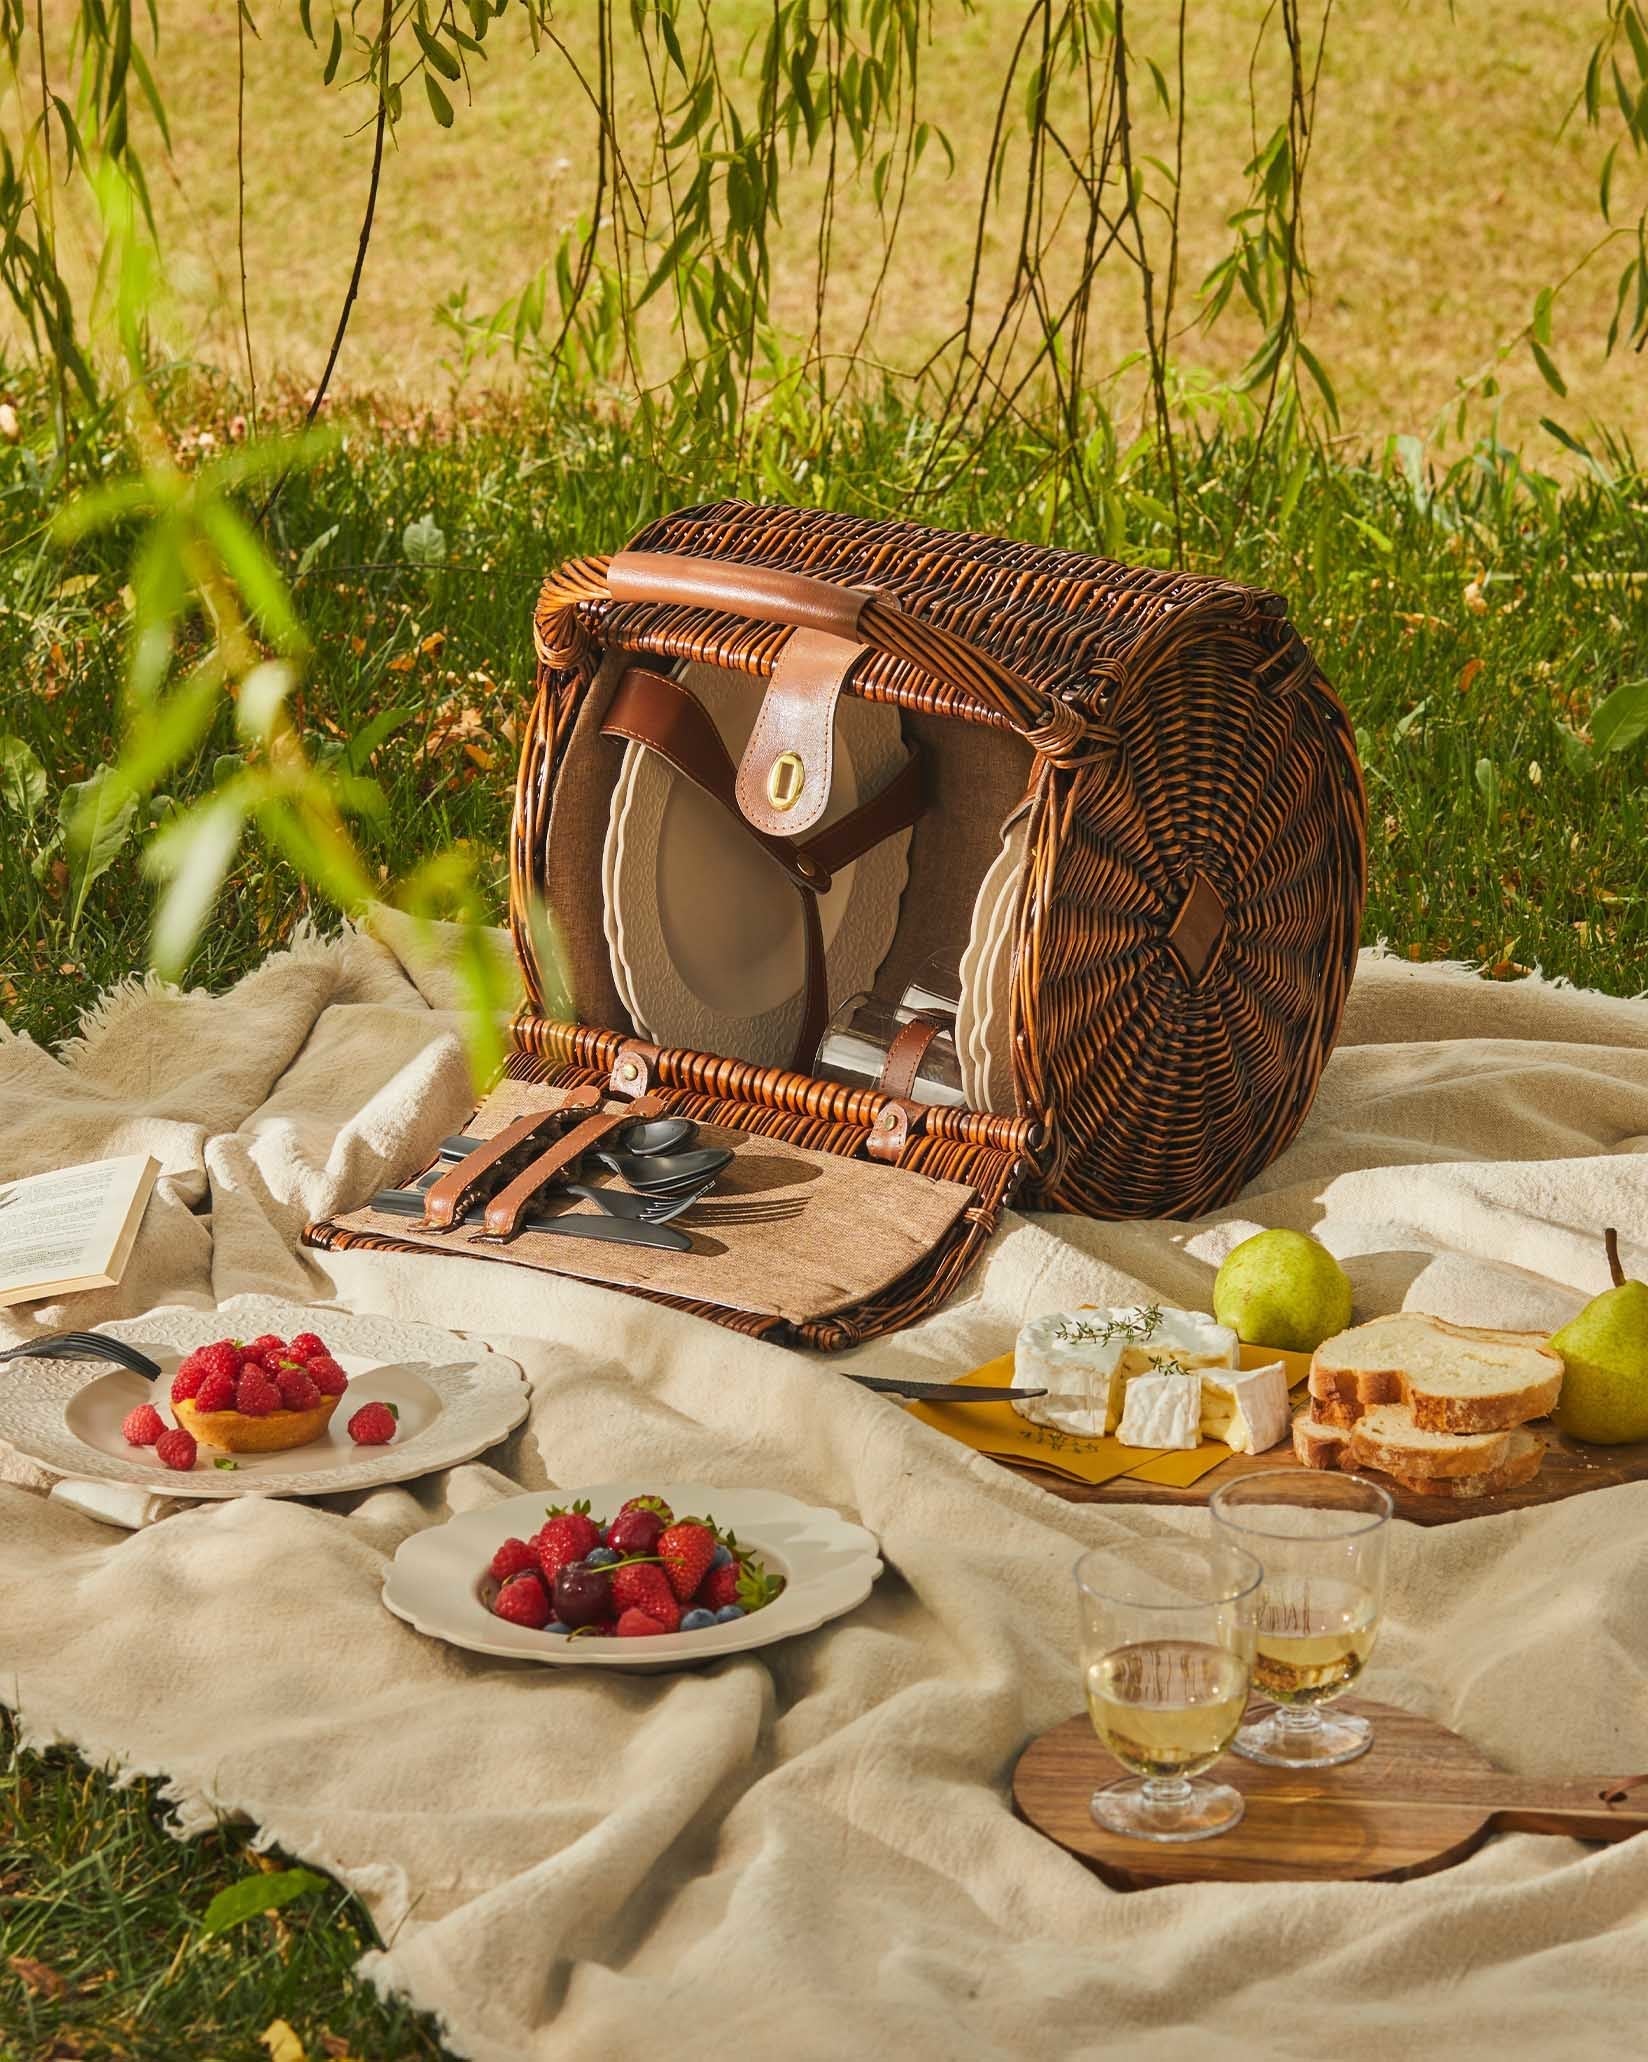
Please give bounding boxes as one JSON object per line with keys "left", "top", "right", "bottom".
{"left": 1198, "top": 1359, "right": 1291, "bottom": 1454}
{"left": 1013, "top": 1306, "right": 1239, "bottom": 1438}
{"left": 1116, "top": 1372, "right": 1202, "bottom": 1450}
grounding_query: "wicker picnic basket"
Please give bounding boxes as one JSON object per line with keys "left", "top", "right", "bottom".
{"left": 308, "top": 498, "right": 1365, "bottom": 1350}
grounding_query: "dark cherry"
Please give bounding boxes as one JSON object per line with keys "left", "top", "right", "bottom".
{"left": 605, "top": 1508, "right": 664, "bottom": 1556}
{"left": 553, "top": 1560, "right": 613, "bottom": 1629}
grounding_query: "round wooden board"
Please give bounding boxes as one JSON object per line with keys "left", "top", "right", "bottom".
{"left": 1012, "top": 1700, "right": 1648, "bottom": 1889}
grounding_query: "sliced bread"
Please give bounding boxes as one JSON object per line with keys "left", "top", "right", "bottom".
{"left": 1310, "top": 1313, "right": 1562, "bottom": 1434}
{"left": 1345, "top": 1401, "right": 1520, "bottom": 1480}
{"left": 1292, "top": 1417, "right": 1352, "bottom": 1470}
{"left": 1390, "top": 1428, "right": 1546, "bottom": 1498}
{"left": 1293, "top": 1414, "right": 1545, "bottom": 1497}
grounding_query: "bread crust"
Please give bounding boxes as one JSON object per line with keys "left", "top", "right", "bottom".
{"left": 1292, "top": 1414, "right": 1546, "bottom": 1498}
{"left": 1310, "top": 1314, "right": 1562, "bottom": 1434}
{"left": 1347, "top": 1402, "right": 1516, "bottom": 1479}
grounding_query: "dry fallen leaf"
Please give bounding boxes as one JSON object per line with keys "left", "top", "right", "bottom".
{"left": 8, "top": 1953, "right": 68, "bottom": 1999}
{"left": 261, "top": 2018, "right": 306, "bottom": 2062}
{"left": 1457, "top": 657, "right": 1484, "bottom": 696}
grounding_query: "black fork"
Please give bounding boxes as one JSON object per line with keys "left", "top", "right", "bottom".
{"left": 0, "top": 1331, "right": 162, "bottom": 1380}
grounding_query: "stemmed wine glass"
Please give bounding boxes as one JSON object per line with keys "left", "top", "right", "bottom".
{"left": 1074, "top": 1539, "right": 1262, "bottom": 1843}
{"left": 1209, "top": 1469, "right": 1392, "bottom": 1767}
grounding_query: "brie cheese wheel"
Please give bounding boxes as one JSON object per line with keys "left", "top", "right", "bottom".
{"left": 1198, "top": 1359, "right": 1292, "bottom": 1454}
{"left": 1012, "top": 1306, "right": 1239, "bottom": 1437}
{"left": 1116, "top": 1371, "right": 1203, "bottom": 1450}
{"left": 1012, "top": 1312, "right": 1127, "bottom": 1437}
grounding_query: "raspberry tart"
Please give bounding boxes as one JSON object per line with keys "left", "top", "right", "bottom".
{"left": 169, "top": 1333, "right": 350, "bottom": 1454}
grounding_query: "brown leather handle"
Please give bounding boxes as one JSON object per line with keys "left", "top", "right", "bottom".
{"left": 609, "top": 551, "right": 870, "bottom": 642}
{"left": 416, "top": 1103, "right": 592, "bottom": 1231}
{"left": 576, "top": 549, "right": 1079, "bottom": 745}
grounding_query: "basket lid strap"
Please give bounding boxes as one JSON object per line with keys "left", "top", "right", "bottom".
{"left": 600, "top": 666, "right": 925, "bottom": 1071}
{"left": 733, "top": 626, "right": 862, "bottom": 838}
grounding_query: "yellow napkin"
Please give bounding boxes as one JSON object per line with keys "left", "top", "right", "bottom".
{"left": 905, "top": 1344, "right": 1311, "bottom": 1491}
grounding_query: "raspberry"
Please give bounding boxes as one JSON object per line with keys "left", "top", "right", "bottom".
{"left": 609, "top": 1561, "right": 681, "bottom": 1632}
{"left": 122, "top": 1403, "right": 165, "bottom": 1447}
{"left": 289, "top": 1332, "right": 327, "bottom": 1362}
{"left": 488, "top": 1537, "right": 539, "bottom": 1584}
{"left": 492, "top": 1573, "right": 551, "bottom": 1628}
{"left": 242, "top": 1334, "right": 286, "bottom": 1362}
{"left": 276, "top": 1365, "right": 322, "bottom": 1411}
{"left": 194, "top": 1369, "right": 238, "bottom": 1412}
{"left": 307, "top": 1354, "right": 348, "bottom": 1398}
{"left": 234, "top": 1370, "right": 281, "bottom": 1417}
{"left": 347, "top": 1401, "right": 397, "bottom": 1445}
{"left": 616, "top": 1607, "right": 668, "bottom": 1638}
{"left": 154, "top": 1426, "right": 197, "bottom": 1471}
{"left": 170, "top": 1360, "right": 207, "bottom": 1402}
{"left": 197, "top": 1341, "right": 244, "bottom": 1381}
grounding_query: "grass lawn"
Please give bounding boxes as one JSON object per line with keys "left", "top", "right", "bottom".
{"left": 15, "top": 0, "right": 1646, "bottom": 448}
{"left": 1, "top": 1712, "right": 448, "bottom": 2061}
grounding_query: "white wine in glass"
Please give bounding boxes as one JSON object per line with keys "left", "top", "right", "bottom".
{"left": 1074, "top": 1541, "right": 1262, "bottom": 1843}
{"left": 1210, "top": 1469, "right": 1392, "bottom": 1768}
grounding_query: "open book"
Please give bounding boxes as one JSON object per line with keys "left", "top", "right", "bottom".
{"left": 0, "top": 1154, "right": 160, "bottom": 1307}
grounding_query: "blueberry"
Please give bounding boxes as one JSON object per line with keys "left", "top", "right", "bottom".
{"left": 585, "top": 1546, "right": 619, "bottom": 1567}
{"left": 680, "top": 1607, "right": 717, "bottom": 1631}
{"left": 714, "top": 1604, "right": 745, "bottom": 1623}
{"left": 709, "top": 1543, "right": 732, "bottom": 1570}
{"left": 545, "top": 1620, "right": 571, "bottom": 1636}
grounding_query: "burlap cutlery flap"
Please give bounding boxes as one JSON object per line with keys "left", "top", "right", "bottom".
{"left": 315, "top": 1079, "right": 977, "bottom": 1327}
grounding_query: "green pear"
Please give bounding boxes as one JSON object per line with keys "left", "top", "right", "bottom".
{"left": 1212, "top": 1229, "right": 1353, "bottom": 1353}
{"left": 1550, "top": 1229, "right": 1648, "bottom": 1445}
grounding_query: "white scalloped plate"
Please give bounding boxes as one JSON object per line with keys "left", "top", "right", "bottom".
{"left": 0, "top": 1295, "right": 529, "bottom": 1498}
{"left": 382, "top": 1480, "right": 883, "bottom": 1669}
{"left": 605, "top": 661, "right": 910, "bottom": 1068}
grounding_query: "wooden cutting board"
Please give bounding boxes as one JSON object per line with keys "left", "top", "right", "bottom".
{"left": 1003, "top": 1419, "right": 1648, "bottom": 1526}
{"left": 1013, "top": 1700, "right": 1648, "bottom": 1888}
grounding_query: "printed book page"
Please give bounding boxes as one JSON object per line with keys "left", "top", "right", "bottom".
{"left": 0, "top": 1155, "right": 160, "bottom": 1305}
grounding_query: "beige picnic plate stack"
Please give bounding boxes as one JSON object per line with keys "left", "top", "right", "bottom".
{"left": 1293, "top": 1312, "right": 1564, "bottom": 1499}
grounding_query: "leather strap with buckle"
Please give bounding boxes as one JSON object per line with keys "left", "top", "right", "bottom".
{"left": 476, "top": 1094, "right": 665, "bottom": 1242}
{"left": 601, "top": 666, "right": 926, "bottom": 1071}
{"left": 416, "top": 1102, "right": 596, "bottom": 1231}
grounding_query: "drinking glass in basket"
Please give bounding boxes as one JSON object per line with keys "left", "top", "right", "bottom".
{"left": 1073, "top": 1540, "right": 1263, "bottom": 1844}
{"left": 1209, "top": 1469, "right": 1393, "bottom": 1768}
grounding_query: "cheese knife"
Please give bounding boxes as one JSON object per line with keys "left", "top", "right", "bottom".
{"left": 846, "top": 1374, "right": 1048, "bottom": 1404}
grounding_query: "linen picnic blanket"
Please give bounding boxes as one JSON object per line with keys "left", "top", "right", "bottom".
{"left": 3, "top": 922, "right": 1648, "bottom": 2061}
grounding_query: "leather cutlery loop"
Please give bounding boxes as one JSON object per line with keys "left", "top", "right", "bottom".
{"left": 418, "top": 1102, "right": 596, "bottom": 1230}
{"left": 479, "top": 1095, "right": 664, "bottom": 1241}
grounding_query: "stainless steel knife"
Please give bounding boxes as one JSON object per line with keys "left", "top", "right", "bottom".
{"left": 847, "top": 1374, "right": 1048, "bottom": 1404}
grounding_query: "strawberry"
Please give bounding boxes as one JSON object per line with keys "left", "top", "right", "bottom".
{"left": 657, "top": 1521, "right": 717, "bottom": 1603}
{"left": 307, "top": 1354, "right": 348, "bottom": 1398}
{"left": 615, "top": 1494, "right": 673, "bottom": 1526}
{"left": 696, "top": 1555, "right": 784, "bottom": 1616}
{"left": 604, "top": 1506, "right": 666, "bottom": 1557}
{"left": 609, "top": 1561, "right": 681, "bottom": 1632}
{"left": 616, "top": 1608, "right": 669, "bottom": 1638}
{"left": 154, "top": 1426, "right": 197, "bottom": 1471}
{"left": 697, "top": 1561, "right": 742, "bottom": 1613}
{"left": 122, "top": 1403, "right": 165, "bottom": 1447}
{"left": 347, "top": 1401, "right": 397, "bottom": 1445}
{"left": 534, "top": 1502, "right": 600, "bottom": 1586}
{"left": 234, "top": 1369, "right": 282, "bottom": 1417}
{"left": 194, "top": 1368, "right": 238, "bottom": 1412}
{"left": 488, "top": 1536, "right": 539, "bottom": 1585}
{"left": 288, "top": 1332, "right": 328, "bottom": 1362}
{"left": 492, "top": 1573, "right": 551, "bottom": 1628}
